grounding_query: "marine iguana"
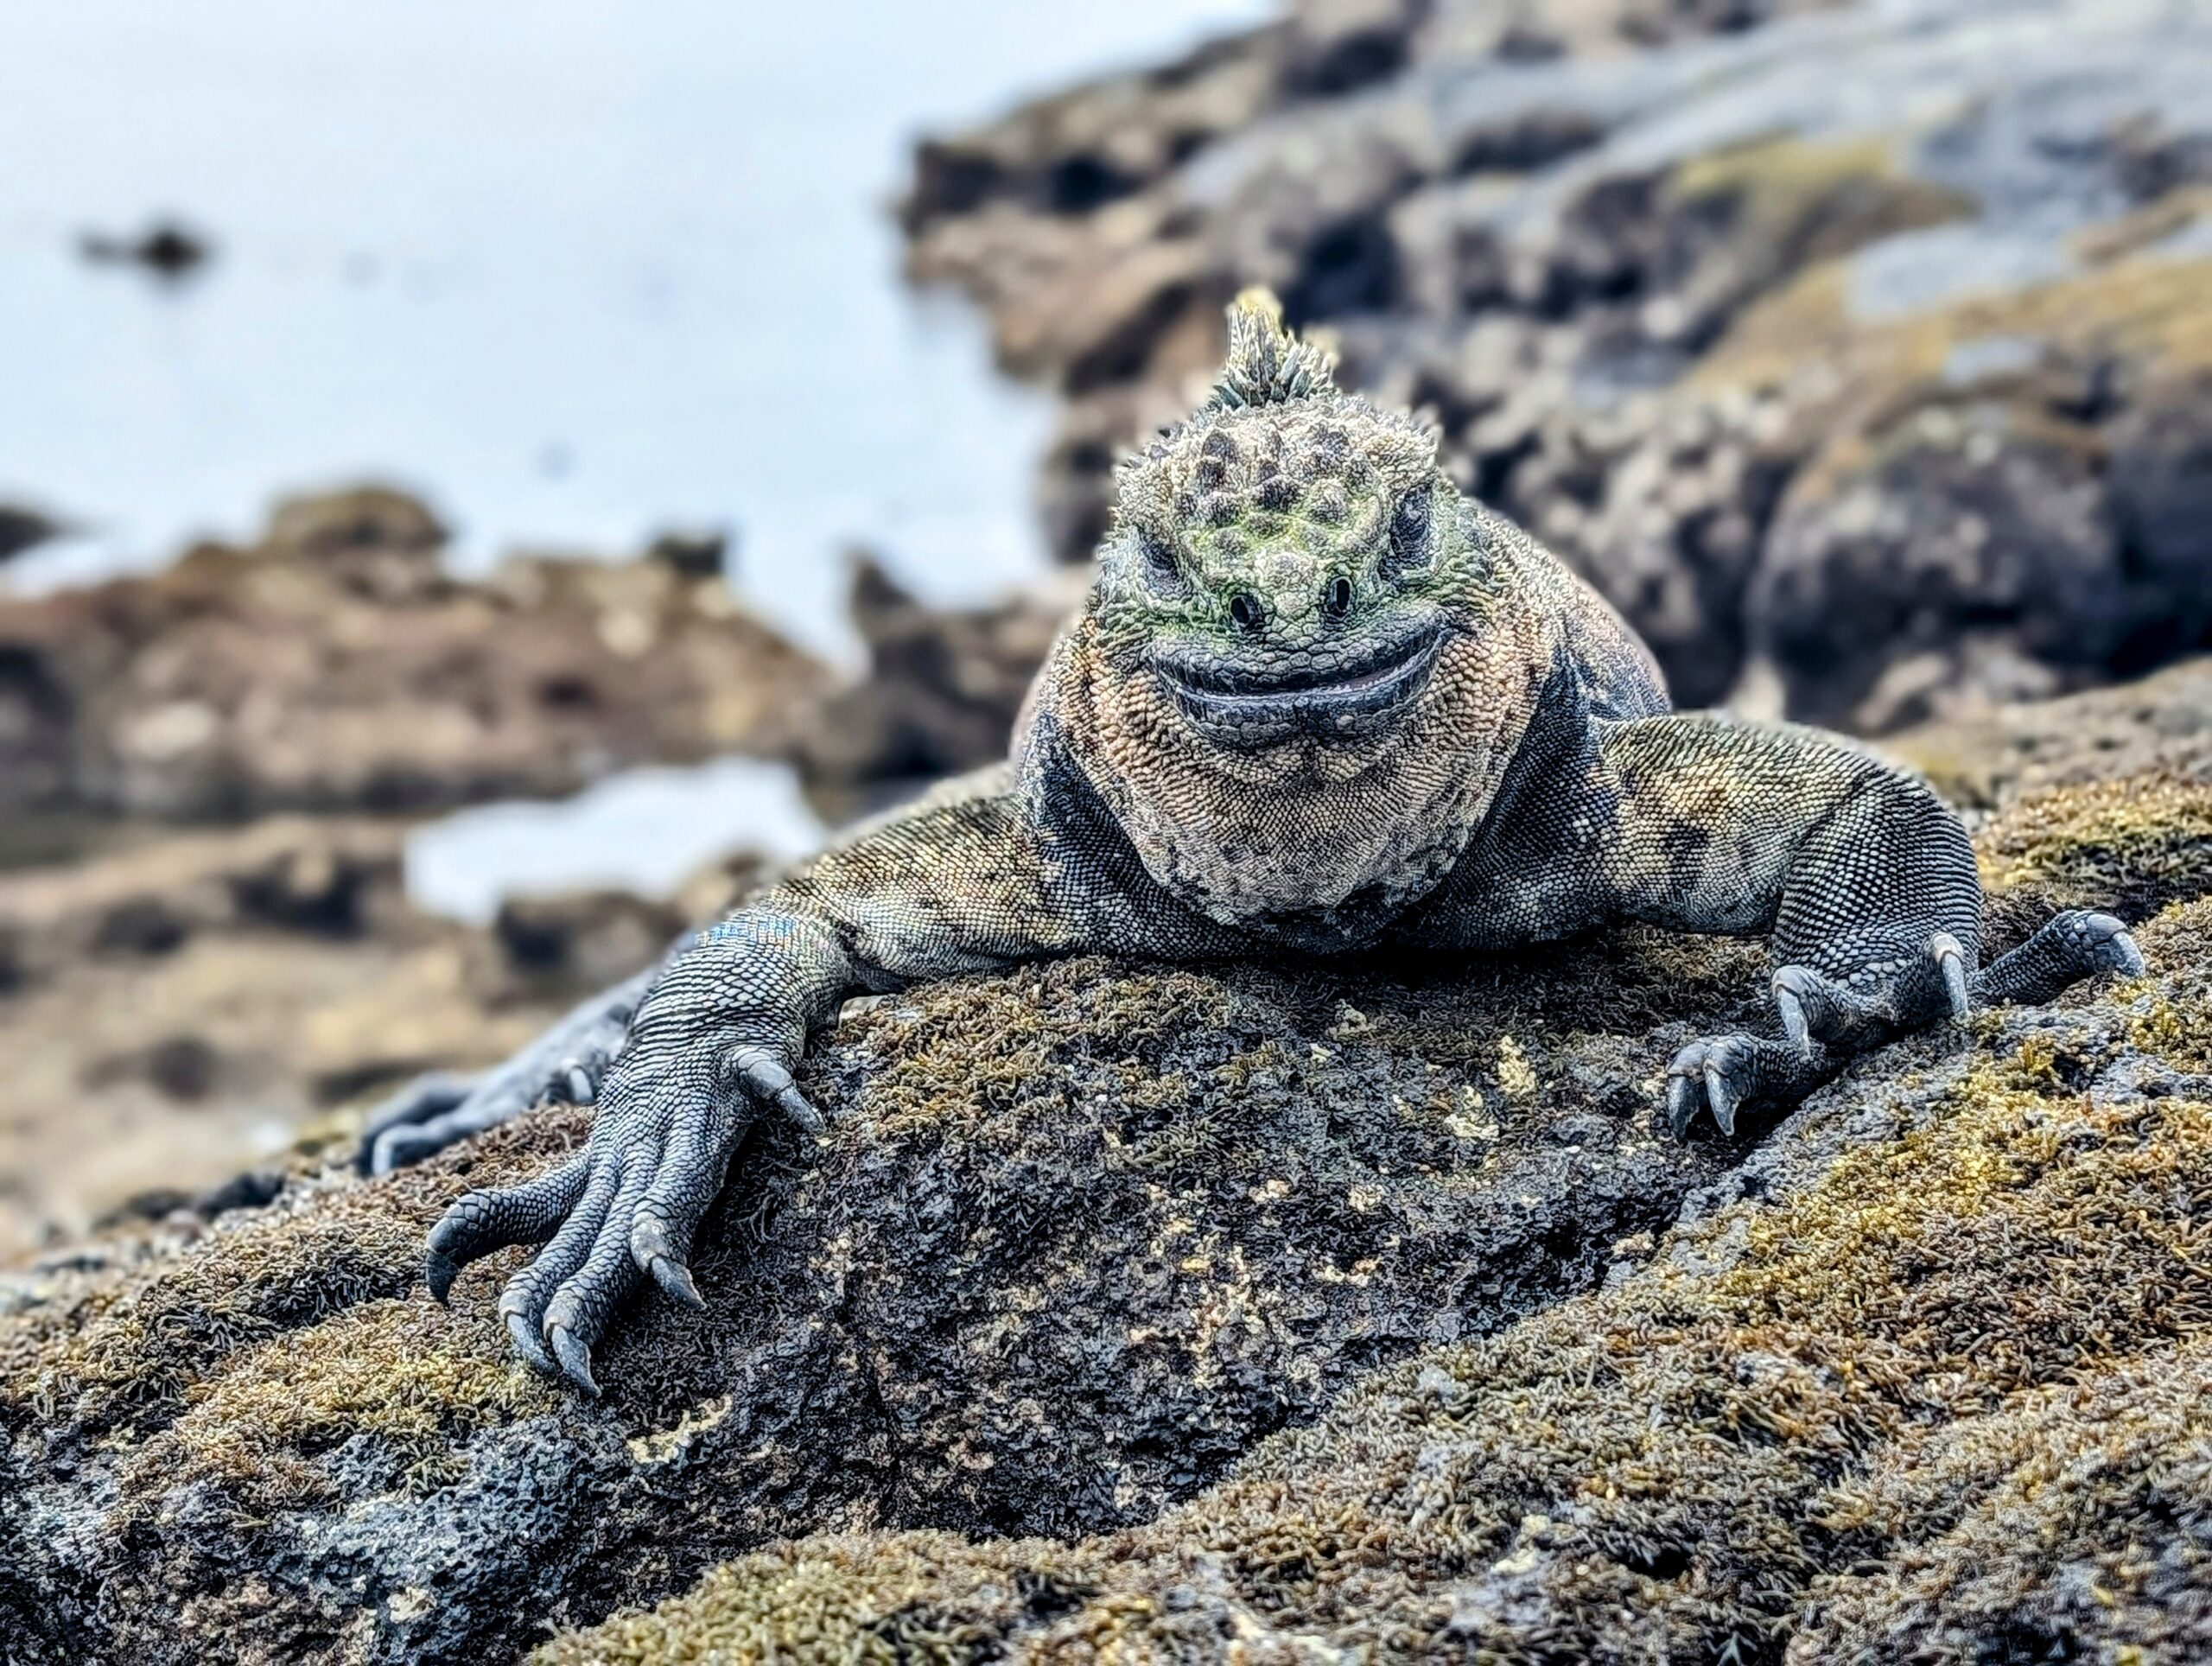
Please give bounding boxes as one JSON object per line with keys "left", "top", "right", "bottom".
{"left": 391, "top": 292, "right": 2143, "bottom": 1392}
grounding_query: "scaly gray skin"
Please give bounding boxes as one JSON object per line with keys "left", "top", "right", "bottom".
{"left": 359, "top": 967, "right": 658, "bottom": 1176}
{"left": 411, "top": 292, "right": 2145, "bottom": 1393}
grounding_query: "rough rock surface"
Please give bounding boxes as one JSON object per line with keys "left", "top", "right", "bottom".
{"left": 902, "top": 0, "right": 2212, "bottom": 730}
{"left": 3, "top": 670, "right": 2209, "bottom": 1663}
{"left": 0, "top": 486, "right": 825, "bottom": 822}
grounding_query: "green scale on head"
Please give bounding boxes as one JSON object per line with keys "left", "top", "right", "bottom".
{"left": 1106, "top": 289, "right": 1463, "bottom": 658}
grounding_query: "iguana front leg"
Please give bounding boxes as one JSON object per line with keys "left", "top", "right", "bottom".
{"left": 358, "top": 963, "right": 659, "bottom": 1174}
{"left": 431, "top": 906, "right": 853, "bottom": 1392}
{"left": 1598, "top": 715, "right": 2143, "bottom": 1136}
{"left": 423, "top": 767, "right": 1217, "bottom": 1392}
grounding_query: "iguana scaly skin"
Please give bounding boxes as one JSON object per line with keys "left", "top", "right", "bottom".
{"left": 410, "top": 294, "right": 2144, "bottom": 1392}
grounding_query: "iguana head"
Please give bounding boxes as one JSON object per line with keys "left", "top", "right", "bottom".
{"left": 1056, "top": 291, "right": 1555, "bottom": 936}
{"left": 1093, "top": 290, "right": 1495, "bottom": 762}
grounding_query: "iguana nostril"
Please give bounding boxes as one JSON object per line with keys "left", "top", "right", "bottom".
{"left": 1323, "top": 575, "right": 1352, "bottom": 618}
{"left": 1228, "top": 590, "right": 1265, "bottom": 633}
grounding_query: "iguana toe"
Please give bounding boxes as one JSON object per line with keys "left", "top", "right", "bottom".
{"left": 1928, "top": 932, "right": 1971, "bottom": 1021}
{"left": 423, "top": 1156, "right": 590, "bottom": 1303}
{"left": 1664, "top": 1033, "right": 1825, "bottom": 1140}
{"left": 1974, "top": 908, "right": 2145, "bottom": 1006}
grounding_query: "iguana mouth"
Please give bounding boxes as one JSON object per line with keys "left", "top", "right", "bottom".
{"left": 1150, "top": 620, "right": 1448, "bottom": 747}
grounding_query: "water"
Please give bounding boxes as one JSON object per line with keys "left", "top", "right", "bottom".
{"left": 406, "top": 755, "right": 825, "bottom": 923}
{"left": 0, "top": 0, "right": 1272, "bottom": 656}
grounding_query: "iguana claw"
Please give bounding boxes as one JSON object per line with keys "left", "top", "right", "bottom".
{"left": 1929, "top": 932, "right": 1970, "bottom": 1022}
{"left": 549, "top": 1325, "right": 599, "bottom": 1396}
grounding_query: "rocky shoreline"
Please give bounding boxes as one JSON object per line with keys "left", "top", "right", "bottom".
{"left": 0, "top": 487, "right": 825, "bottom": 824}
{"left": 4, "top": 0, "right": 2211, "bottom": 1657}
{"left": 0, "top": 493, "right": 1064, "bottom": 1256}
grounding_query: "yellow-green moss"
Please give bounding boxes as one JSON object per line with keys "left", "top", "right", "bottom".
{"left": 1979, "top": 773, "right": 2212, "bottom": 911}
{"left": 10, "top": 1211, "right": 424, "bottom": 1430}
{"left": 537, "top": 1533, "right": 1084, "bottom": 1666}
{"left": 1797, "top": 1333, "right": 2212, "bottom": 1662}
{"left": 119, "top": 1298, "right": 555, "bottom": 1511}
{"left": 841, "top": 961, "right": 1241, "bottom": 1142}
{"left": 1700, "top": 245, "right": 2212, "bottom": 402}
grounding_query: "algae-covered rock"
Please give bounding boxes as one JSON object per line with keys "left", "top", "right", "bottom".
{"left": 543, "top": 967, "right": 2212, "bottom": 1665}
{"left": 0, "top": 935, "right": 1761, "bottom": 1662}
{"left": 5, "top": 671, "right": 2212, "bottom": 1663}
{"left": 537, "top": 772, "right": 2212, "bottom": 1664}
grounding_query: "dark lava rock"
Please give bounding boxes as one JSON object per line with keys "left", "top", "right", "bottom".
{"left": 640, "top": 528, "right": 730, "bottom": 582}
{"left": 0, "top": 930, "right": 1759, "bottom": 1663}
{"left": 7, "top": 681, "right": 2212, "bottom": 1662}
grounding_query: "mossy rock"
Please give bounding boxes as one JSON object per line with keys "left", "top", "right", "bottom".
{"left": 6, "top": 711, "right": 2212, "bottom": 1662}
{"left": 542, "top": 790, "right": 2212, "bottom": 1666}
{"left": 1, "top": 927, "right": 1762, "bottom": 1662}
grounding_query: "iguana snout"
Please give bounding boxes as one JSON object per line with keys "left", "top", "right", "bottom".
{"left": 1146, "top": 609, "right": 1450, "bottom": 747}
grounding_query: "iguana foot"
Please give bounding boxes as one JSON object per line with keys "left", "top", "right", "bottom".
{"left": 1974, "top": 909, "right": 2144, "bottom": 1006}
{"left": 1669, "top": 915, "right": 2145, "bottom": 1138}
{"left": 357, "top": 1071, "right": 479, "bottom": 1175}
{"left": 425, "top": 1037, "right": 822, "bottom": 1394}
{"left": 1671, "top": 928, "right": 1970, "bottom": 1137}
{"left": 1768, "top": 931, "right": 1972, "bottom": 1059}
{"left": 358, "top": 1058, "right": 600, "bottom": 1176}
{"left": 357, "top": 964, "right": 659, "bottom": 1175}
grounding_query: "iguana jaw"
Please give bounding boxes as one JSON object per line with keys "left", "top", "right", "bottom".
{"left": 1147, "top": 617, "right": 1448, "bottom": 749}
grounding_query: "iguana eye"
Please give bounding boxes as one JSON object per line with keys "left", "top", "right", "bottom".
{"left": 1387, "top": 487, "right": 1433, "bottom": 573}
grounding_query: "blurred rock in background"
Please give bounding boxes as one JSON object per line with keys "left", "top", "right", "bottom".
{"left": 0, "top": 480, "right": 1065, "bottom": 1254}
{"left": 0, "top": 503, "right": 67, "bottom": 565}
{"left": 901, "top": 0, "right": 2212, "bottom": 733}
{"left": 0, "top": 486, "right": 826, "bottom": 823}
{"left": 0, "top": 807, "right": 781, "bottom": 1260}
{"left": 783, "top": 552, "right": 1081, "bottom": 804}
